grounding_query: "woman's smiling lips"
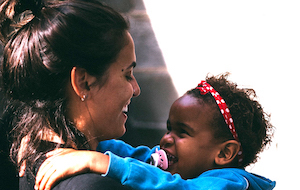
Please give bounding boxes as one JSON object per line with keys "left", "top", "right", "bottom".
{"left": 122, "top": 101, "right": 131, "bottom": 118}
{"left": 122, "top": 104, "right": 128, "bottom": 114}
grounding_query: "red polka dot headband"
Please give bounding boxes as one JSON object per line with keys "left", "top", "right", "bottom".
{"left": 196, "top": 81, "right": 243, "bottom": 165}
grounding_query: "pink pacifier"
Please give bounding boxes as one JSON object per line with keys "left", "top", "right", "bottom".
{"left": 150, "top": 148, "right": 168, "bottom": 170}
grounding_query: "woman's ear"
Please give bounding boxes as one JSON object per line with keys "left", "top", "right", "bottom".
{"left": 70, "top": 67, "right": 96, "bottom": 98}
{"left": 215, "top": 140, "right": 240, "bottom": 166}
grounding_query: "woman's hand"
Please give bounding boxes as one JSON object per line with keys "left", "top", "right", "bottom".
{"left": 35, "top": 148, "right": 109, "bottom": 190}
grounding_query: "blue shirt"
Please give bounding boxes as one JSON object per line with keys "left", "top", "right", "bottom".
{"left": 97, "top": 139, "right": 275, "bottom": 190}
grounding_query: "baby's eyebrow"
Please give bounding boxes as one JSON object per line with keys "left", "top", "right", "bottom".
{"left": 167, "top": 120, "right": 195, "bottom": 133}
{"left": 177, "top": 122, "right": 195, "bottom": 133}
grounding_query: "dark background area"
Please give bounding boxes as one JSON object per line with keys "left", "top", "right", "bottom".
{"left": 102, "top": 0, "right": 178, "bottom": 148}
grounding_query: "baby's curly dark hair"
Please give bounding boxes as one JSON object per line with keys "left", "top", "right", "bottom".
{"left": 187, "top": 73, "right": 274, "bottom": 168}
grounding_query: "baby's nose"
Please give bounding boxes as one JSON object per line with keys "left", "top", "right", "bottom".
{"left": 160, "top": 132, "right": 175, "bottom": 148}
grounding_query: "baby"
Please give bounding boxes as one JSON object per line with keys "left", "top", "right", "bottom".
{"left": 35, "top": 74, "right": 276, "bottom": 190}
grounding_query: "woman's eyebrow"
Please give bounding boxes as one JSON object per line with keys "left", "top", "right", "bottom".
{"left": 126, "top": 62, "right": 136, "bottom": 70}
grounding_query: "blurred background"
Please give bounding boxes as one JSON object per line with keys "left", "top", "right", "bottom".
{"left": 102, "top": 0, "right": 299, "bottom": 189}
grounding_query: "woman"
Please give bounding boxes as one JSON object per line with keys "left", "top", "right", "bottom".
{"left": 0, "top": 0, "right": 140, "bottom": 189}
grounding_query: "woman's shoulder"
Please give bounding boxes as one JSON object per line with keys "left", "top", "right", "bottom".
{"left": 19, "top": 154, "right": 46, "bottom": 190}
{"left": 53, "top": 173, "right": 131, "bottom": 190}
{"left": 20, "top": 158, "right": 131, "bottom": 190}
{"left": 19, "top": 141, "right": 62, "bottom": 189}
{"left": 20, "top": 141, "right": 132, "bottom": 190}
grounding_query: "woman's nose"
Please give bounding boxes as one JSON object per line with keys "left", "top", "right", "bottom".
{"left": 132, "top": 77, "right": 140, "bottom": 97}
{"left": 160, "top": 132, "right": 174, "bottom": 148}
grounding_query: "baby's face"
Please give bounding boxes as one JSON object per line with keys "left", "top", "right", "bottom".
{"left": 160, "top": 94, "right": 222, "bottom": 179}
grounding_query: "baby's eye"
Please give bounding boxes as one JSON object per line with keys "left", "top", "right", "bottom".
{"left": 166, "top": 121, "right": 172, "bottom": 133}
{"left": 177, "top": 128, "right": 190, "bottom": 138}
{"left": 166, "top": 125, "right": 171, "bottom": 132}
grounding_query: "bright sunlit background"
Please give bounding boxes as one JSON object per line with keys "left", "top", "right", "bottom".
{"left": 144, "top": 0, "right": 299, "bottom": 189}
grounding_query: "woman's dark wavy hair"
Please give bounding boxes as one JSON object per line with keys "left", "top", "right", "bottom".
{"left": 187, "top": 73, "right": 274, "bottom": 168}
{"left": 0, "top": 0, "right": 129, "bottom": 173}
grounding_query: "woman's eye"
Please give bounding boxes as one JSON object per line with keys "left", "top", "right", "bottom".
{"left": 126, "top": 75, "right": 133, "bottom": 81}
{"left": 125, "top": 71, "right": 134, "bottom": 81}
{"left": 125, "top": 70, "right": 134, "bottom": 81}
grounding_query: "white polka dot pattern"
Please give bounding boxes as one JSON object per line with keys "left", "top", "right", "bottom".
{"left": 196, "top": 81, "right": 243, "bottom": 165}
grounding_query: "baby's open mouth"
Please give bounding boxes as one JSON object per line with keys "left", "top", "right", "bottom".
{"left": 166, "top": 152, "right": 178, "bottom": 167}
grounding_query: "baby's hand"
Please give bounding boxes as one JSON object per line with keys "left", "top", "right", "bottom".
{"left": 35, "top": 148, "right": 108, "bottom": 190}
{"left": 18, "top": 135, "right": 30, "bottom": 177}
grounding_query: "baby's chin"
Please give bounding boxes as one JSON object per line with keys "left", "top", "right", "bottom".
{"left": 166, "top": 169, "right": 177, "bottom": 176}
{"left": 165, "top": 167, "right": 180, "bottom": 176}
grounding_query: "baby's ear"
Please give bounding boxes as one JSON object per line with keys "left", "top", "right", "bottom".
{"left": 215, "top": 140, "right": 240, "bottom": 166}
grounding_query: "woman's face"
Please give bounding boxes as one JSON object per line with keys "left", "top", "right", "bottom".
{"left": 81, "top": 32, "right": 140, "bottom": 148}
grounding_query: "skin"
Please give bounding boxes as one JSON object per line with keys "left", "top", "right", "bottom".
{"left": 35, "top": 94, "right": 241, "bottom": 190}
{"left": 68, "top": 31, "right": 140, "bottom": 150}
{"left": 159, "top": 94, "right": 223, "bottom": 179}
{"left": 18, "top": 32, "right": 140, "bottom": 177}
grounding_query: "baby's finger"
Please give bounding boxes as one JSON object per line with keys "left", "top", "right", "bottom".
{"left": 37, "top": 157, "right": 55, "bottom": 177}
{"left": 45, "top": 148, "right": 65, "bottom": 157}
{"left": 42, "top": 171, "right": 64, "bottom": 190}
{"left": 36, "top": 158, "right": 57, "bottom": 188}
{"left": 36, "top": 167, "right": 57, "bottom": 190}
{"left": 19, "top": 160, "right": 26, "bottom": 177}
{"left": 18, "top": 136, "right": 30, "bottom": 162}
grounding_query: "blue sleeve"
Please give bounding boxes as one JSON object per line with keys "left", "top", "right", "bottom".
{"left": 103, "top": 152, "right": 249, "bottom": 190}
{"left": 97, "top": 139, "right": 158, "bottom": 162}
